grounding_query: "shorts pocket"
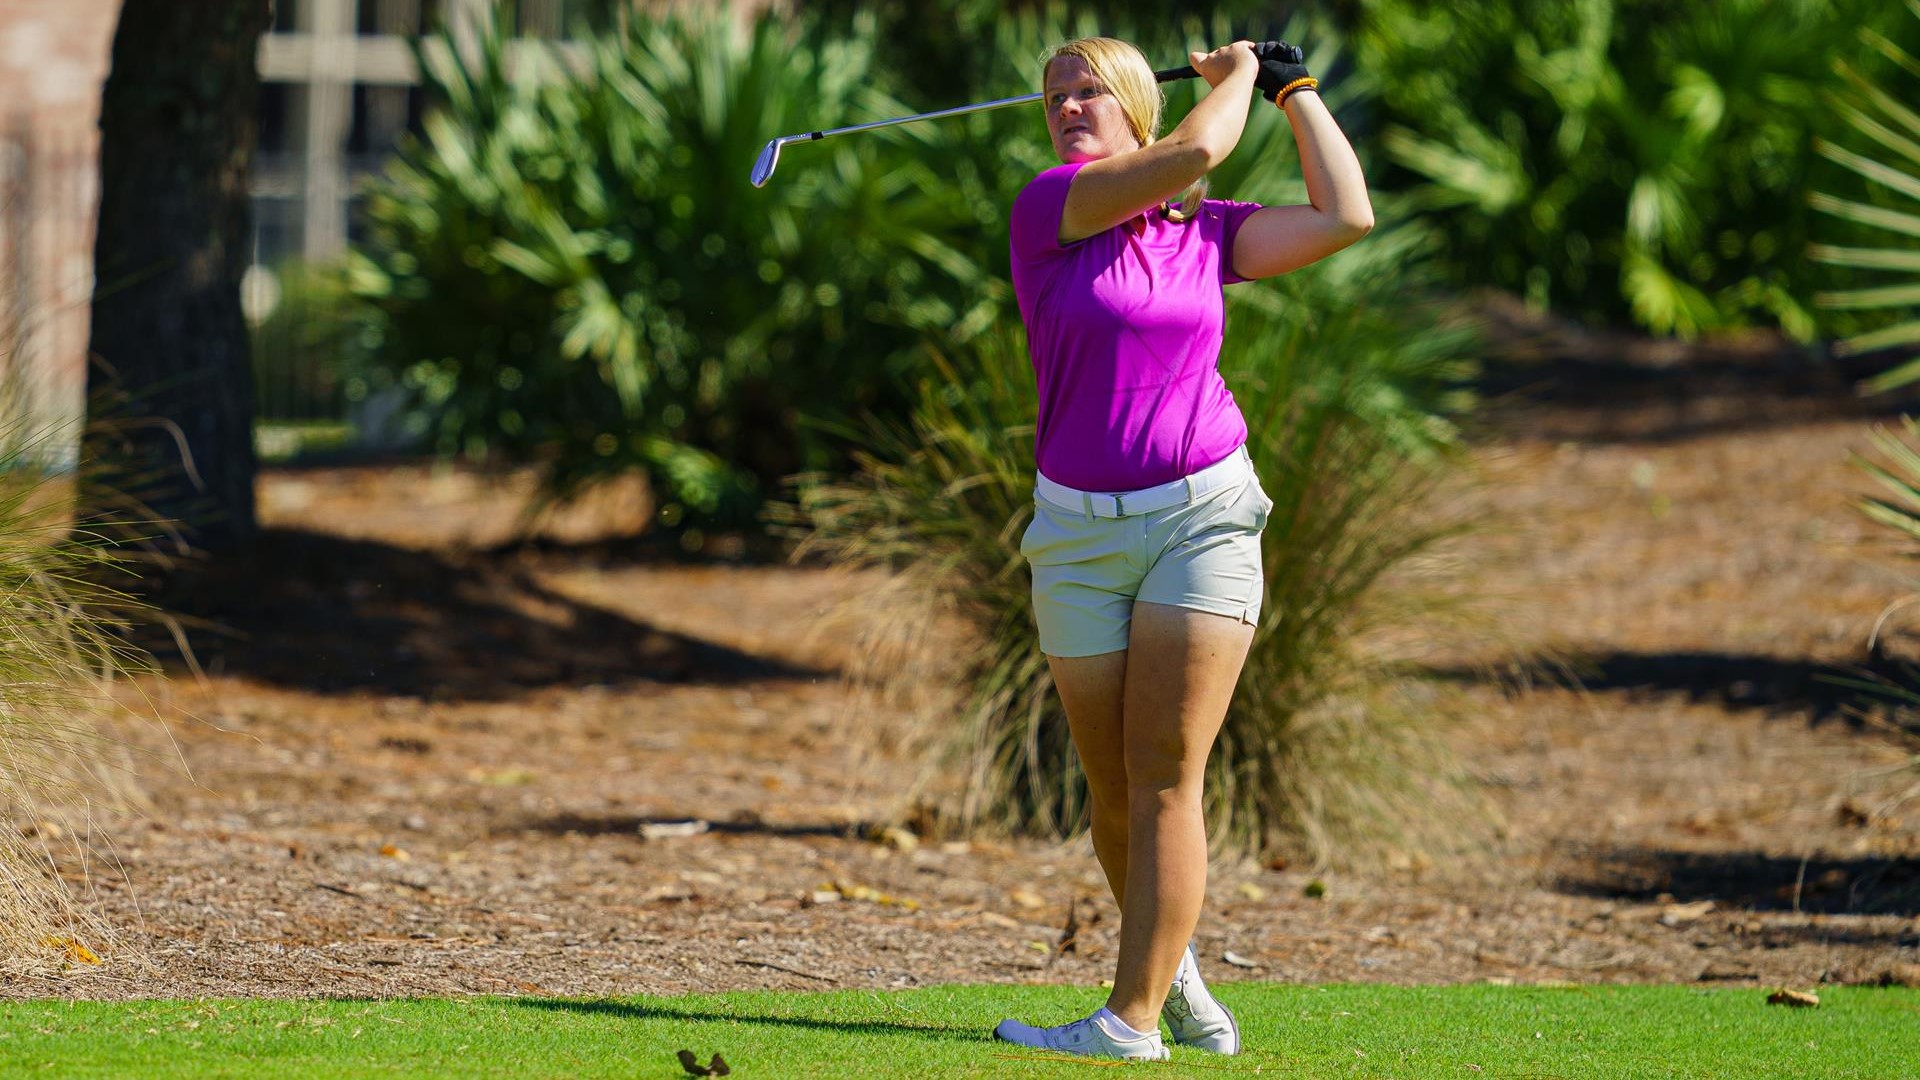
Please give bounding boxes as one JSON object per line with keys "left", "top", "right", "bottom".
{"left": 1019, "top": 502, "right": 1059, "bottom": 560}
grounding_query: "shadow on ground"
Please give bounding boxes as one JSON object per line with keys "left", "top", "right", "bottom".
{"left": 515, "top": 811, "right": 880, "bottom": 841}
{"left": 135, "top": 527, "right": 829, "bottom": 700}
{"left": 511, "top": 996, "right": 984, "bottom": 1044}
{"left": 1433, "top": 649, "right": 1920, "bottom": 733}
{"left": 1555, "top": 846, "right": 1920, "bottom": 919}
{"left": 1471, "top": 301, "right": 1920, "bottom": 444}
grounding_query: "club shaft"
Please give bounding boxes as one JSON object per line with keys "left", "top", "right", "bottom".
{"left": 777, "top": 65, "right": 1201, "bottom": 148}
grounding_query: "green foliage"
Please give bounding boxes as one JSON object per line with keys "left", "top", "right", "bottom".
{"left": 349, "top": 4, "right": 998, "bottom": 526}
{"left": 806, "top": 0, "right": 1303, "bottom": 108}
{"left": 1351, "top": 0, "right": 1905, "bottom": 339}
{"left": 249, "top": 260, "right": 376, "bottom": 423}
{"left": 1829, "top": 5, "right": 1920, "bottom": 762}
{"left": 1812, "top": 0, "right": 1920, "bottom": 388}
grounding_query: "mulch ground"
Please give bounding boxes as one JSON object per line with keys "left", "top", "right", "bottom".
{"left": 7, "top": 325, "right": 1920, "bottom": 1001}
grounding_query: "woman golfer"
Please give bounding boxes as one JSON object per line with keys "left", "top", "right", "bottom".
{"left": 991, "top": 36, "right": 1372, "bottom": 1060}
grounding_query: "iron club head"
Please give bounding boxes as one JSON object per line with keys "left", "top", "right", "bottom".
{"left": 750, "top": 138, "right": 782, "bottom": 188}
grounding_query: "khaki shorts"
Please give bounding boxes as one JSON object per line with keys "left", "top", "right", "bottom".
{"left": 1020, "top": 446, "right": 1273, "bottom": 658}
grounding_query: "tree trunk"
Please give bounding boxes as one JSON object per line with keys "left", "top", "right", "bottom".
{"left": 83, "top": 0, "right": 271, "bottom": 554}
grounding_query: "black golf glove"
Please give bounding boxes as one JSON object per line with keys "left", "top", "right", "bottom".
{"left": 1252, "top": 40, "right": 1313, "bottom": 103}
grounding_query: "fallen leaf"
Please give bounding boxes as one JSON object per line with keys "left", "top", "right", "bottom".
{"left": 42, "top": 937, "right": 100, "bottom": 965}
{"left": 1767, "top": 989, "right": 1820, "bottom": 1008}
{"left": 1028, "top": 940, "right": 1050, "bottom": 954}
{"left": 378, "top": 844, "right": 411, "bottom": 861}
{"left": 467, "top": 765, "right": 537, "bottom": 786}
{"left": 1222, "top": 950, "right": 1259, "bottom": 970}
{"left": 1362, "top": 925, "right": 1396, "bottom": 944}
{"left": 818, "top": 880, "right": 919, "bottom": 911}
{"left": 1010, "top": 888, "right": 1046, "bottom": 910}
{"left": 1237, "top": 882, "right": 1266, "bottom": 901}
{"left": 1660, "top": 900, "right": 1715, "bottom": 927}
{"left": 640, "top": 820, "right": 711, "bottom": 841}
{"left": 1303, "top": 880, "right": 1327, "bottom": 899}
{"left": 870, "top": 825, "right": 919, "bottom": 853}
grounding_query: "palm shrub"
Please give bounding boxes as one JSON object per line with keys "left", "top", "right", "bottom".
{"left": 1824, "top": 5, "right": 1920, "bottom": 812}
{"left": 1350, "top": 0, "right": 1908, "bottom": 339}
{"left": 349, "top": 4, "right": 1000, "bottom": 527}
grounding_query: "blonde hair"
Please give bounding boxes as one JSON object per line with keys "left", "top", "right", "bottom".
{"left": 1044, "top": 37, "right": 1209, "bottom": 223}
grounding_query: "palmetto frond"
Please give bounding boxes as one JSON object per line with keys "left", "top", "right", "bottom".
{"left": 1812, "top": 0, "right": 1920, "bottom": 378}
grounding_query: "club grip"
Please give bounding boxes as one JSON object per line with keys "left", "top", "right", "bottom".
{"left": 1153, "top": 43, "right": 1303, "bottom": 83}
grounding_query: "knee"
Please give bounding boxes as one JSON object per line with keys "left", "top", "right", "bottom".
{"left": 1123, "top": 734, "right": 1193, "bottom": 800}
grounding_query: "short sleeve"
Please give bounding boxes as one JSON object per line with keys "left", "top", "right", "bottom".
{"left": 1207, "top": 198, "right": 1265, "bottom": 285}
{"left": 1010, "top": 162, "right": 1086, "bottom": 264}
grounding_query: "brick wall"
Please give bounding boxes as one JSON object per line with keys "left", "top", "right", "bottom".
{"left": 0, "top": 0, "right": 119, "bottom": 467}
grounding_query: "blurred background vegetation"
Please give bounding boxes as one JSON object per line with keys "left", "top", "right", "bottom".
{"left": 268, "top": 0, "right": 1920, "bottom": 525}
{"left": 224, "top": 0, "right": 1920, "bottom": 859}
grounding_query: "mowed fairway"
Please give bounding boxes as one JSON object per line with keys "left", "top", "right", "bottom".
{"left": 1, "top": 984, "right": 1913, "bottom": 1078}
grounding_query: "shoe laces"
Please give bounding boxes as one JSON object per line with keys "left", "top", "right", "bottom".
{"left": 1054, "top": 1015, "right": 1101, "bottom": 1047}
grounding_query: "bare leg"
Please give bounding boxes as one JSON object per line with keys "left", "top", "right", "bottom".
{"left": 1102, "top": 601, "right": 1254, "bottom": 1035}
{"left": 1047, "top": 649, "right": 1130, "bottom": 906}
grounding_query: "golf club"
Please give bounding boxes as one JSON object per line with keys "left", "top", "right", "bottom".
{"left": 750, "top": 45, "right": 1304, "bottom": 188}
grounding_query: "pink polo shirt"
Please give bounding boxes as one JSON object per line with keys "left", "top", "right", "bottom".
{"left": 1009, "top": 161, "right": 1262, "bottom": 493}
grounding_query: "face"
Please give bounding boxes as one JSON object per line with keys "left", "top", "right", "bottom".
{"left": 1044, "top": 55, "right": 1139, "bottom": 163}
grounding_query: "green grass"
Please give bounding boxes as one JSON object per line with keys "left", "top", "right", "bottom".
{"left": 1, "top": 983, "right": 1914, "bottom": 1078}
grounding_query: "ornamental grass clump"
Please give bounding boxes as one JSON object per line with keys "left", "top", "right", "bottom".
{"left": 0, "top": 369, "right": 155, "bottom": 969}
{"left": 787, "top": 214, "right": 1495, "bottom": 866}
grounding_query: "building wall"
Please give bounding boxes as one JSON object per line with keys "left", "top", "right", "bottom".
{"left": 0, "top": 0, "right": 119, "bottom": 465}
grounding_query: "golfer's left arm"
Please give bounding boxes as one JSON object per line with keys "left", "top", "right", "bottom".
{"left": 1229, "top": 91, "right": 1374, "bottom": 280}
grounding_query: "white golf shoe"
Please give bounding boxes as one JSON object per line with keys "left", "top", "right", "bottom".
{"left": 1161, "top": 943, "right": 1241, "bottom": 1054}
{"left": 992, "top": 1006, "right": 1170, "bottom": 1061}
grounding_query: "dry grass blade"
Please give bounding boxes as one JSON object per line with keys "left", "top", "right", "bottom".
{"left": 0, "top": 360, "right": 163, "bottom": 971}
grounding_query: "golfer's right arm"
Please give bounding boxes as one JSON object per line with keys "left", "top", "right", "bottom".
{"left": 1058, "top": 42, "right": 1259, "bottom": 243}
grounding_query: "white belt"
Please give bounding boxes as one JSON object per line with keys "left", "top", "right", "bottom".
{"left": 1035, "top": 444, "right": 1252, "bottom": 519}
